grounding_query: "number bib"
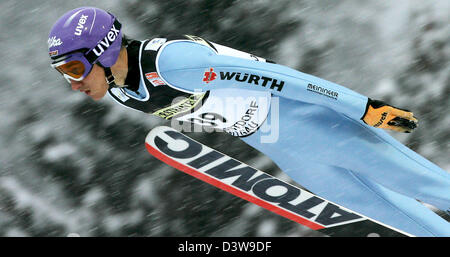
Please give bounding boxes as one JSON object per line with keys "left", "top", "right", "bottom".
{"left": 175, "top": 88, "right": 271, "bottom": 137}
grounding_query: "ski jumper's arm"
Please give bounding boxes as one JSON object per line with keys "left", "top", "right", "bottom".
{"left": 156, "top": 39, "right": 367, "bottom": 121}
{"left": 155, "top": 38, "right": 417, "bottom": 132}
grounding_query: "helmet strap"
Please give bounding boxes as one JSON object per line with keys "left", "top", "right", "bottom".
{"left": 103, "top": 67, "right": 118, "bottom": 88}
{"left": 99, "top": 64, "right": 126, "bottom": 89}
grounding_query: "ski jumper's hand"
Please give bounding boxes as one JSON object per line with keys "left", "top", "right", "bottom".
{"left": 362, "top": 99, "right": 418, "bottom": 133}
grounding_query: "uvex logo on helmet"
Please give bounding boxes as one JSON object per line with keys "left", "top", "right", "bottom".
{"left": 91, "top": 23, "right": 120, "bottom": 57}
{"left": 74, "top": 14, "right": 88, "bottom": 36}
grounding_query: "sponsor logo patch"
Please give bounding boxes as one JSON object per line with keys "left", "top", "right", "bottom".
{"left": 307, "top": 83, "right": 339, "bottom": 100}
{"left": 153, "top": 93, "right": 206, "bottom": 120}
{"left": 202, "top": 68, "right": 217, "bottom": 84}
{"left": 49, "top": 50, "right": 59, "bottom": 57}
{"left": 145, "top": 72, "right": 166, "bottom": 87}
{"left": 145, "top": 38, "right": 167, "bottom": 51}
{"left": 219, "top": 71, "right": 284, "bottom": 92}
{"left": 48, "top": 36, "right": 63, "bottom": 48}
{"left": 110, "top": 87, "right": 130, "bottom": 102}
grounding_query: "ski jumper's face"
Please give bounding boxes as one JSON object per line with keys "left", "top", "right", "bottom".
{"left": 69, "top": 64, "right": 109, "bottom": 101}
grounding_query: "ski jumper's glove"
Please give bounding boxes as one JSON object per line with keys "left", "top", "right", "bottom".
{"left": 361, "top": 99, "right": 418, "bottom": 133}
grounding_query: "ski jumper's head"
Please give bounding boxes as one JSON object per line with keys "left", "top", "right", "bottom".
{"left": 48, "top": 7, "right": 124, "bottom": 100}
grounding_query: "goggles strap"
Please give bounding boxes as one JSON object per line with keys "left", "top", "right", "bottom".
{"left": 85, "top": 19, "right": 122, "bottom": 64}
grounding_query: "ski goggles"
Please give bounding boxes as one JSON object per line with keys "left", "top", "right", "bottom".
{"left": 51, "top": 51, "right": 93, "bottom": 83}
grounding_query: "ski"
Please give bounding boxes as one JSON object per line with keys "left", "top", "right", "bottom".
{"left": 145, "top": 126, "right": 413, "bottom": 237}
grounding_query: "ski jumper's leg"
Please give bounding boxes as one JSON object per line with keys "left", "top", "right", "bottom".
{"left": 241, "top": 97, "right": 450, "bottom": 236}
{"left": 329, "top": 113, "right": 450, "bottom": 214}
{"left": 278, "top": 160, "right": 448, "bottom": 237}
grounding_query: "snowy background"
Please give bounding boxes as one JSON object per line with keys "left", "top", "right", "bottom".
{"left": 0, "top": 0, "right": 448, "bottom": 236}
